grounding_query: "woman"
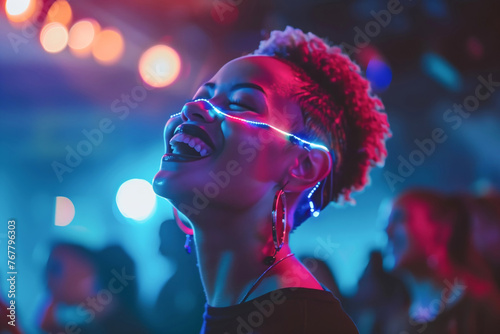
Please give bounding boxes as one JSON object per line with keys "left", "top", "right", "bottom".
{"left": 40, "top": 243, "right": 152, "bottom": 334}
{"left": 385, "top": 189, "right": 500, "bottom": 333}
{"left": 153, "top": 26, "right": 390, "bottom": 333}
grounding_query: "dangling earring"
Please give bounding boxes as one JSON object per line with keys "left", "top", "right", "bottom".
{"left": 173, "top": 207, "right": 194, "bottom": 254}
{"left": 264, "top": 188, "right": 287, "bottom": 265}
{"left": 184, "top": 235, "right": 193, "bottom": 254}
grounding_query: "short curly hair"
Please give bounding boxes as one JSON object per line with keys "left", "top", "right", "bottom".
{"left": 252, "top": 26, "right": 391, "bottom": 230}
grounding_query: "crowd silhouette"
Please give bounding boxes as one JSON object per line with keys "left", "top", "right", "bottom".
{"left": 29, "top": 188, "right": 500, "bottom": 334}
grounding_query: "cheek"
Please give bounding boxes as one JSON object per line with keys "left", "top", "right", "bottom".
{"left": 407, "top": 224, "right": 440, "bottom": 261}
{"left": 388, "top": 222, "right": 418, "bottom": 260}
{"left": 409, "top": 227, "right": 427, "bottom": 247}
{"left": 205, "top": 127, "right": 290, "bottom": 206}
{"left": 391, "top": 225, "right": 410, "bottom": 256}
{"left": 230, "top": 127, "right": 289, "bottom": 180}
{"left": 154, "top": 121, "right": 292, "bottom": 211}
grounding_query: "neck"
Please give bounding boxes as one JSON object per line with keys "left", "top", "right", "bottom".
{"left": 190, "top": 197, "right": 293, "bottom": 307}
{"left": 404, "top": 275, "right": 447, "bottom": 322}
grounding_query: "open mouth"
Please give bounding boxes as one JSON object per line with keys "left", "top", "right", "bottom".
{"left": 163, "top": 123, "right": 216, "bottom": 162}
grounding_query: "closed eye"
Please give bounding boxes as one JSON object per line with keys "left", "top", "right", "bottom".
{"left": 188, "top": 97, "right": 256, "bottom": 112}
{"left": 228, "top": 100, "right": 254, "bottom": 111}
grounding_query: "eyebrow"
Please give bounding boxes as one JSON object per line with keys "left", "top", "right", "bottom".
{"left": 202, "top": 82, "right": 267, "bottom": 96}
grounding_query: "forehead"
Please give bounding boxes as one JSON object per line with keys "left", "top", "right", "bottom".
{"left": 208, "top": 55, "right": 304, "bottom": 130}
{"left": 210, "top": 55, "right": 298, "bottom": 94}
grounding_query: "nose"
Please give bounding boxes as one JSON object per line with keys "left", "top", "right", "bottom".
{"left": 181, "top": 99, "right": 217, "bottom": 123}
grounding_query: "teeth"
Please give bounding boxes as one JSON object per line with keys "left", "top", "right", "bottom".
{"left": 172, "top": 145, "right": 181, "bottom": 155}
{"left": 169, "top": 133, "right": 213, "bottom": 157}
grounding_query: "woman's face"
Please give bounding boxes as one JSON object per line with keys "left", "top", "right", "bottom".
{"left": 386, "top": 195, "right": 449, "bottom": 269}
{"left": 153, "top": 56, "right": 306, "bottom": 217}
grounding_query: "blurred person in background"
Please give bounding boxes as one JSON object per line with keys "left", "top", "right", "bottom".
{"left": 154, "top": 219, "right": 206, "bottom": 333}
{"left": 385, "top": 189, "right": 500, "bottom": 334}
{"left": 153, "top": 26, "right": 390, "bottom": 334}
{"left": 347, "top": 250, "right": 409, "bottom": 334}
{"left": 96, "top": 245, "right": 153, "bottom": 333}
{"left": 39, "top": 243, "right": 97, "bottom": 333}
{"left": 468, "top": 191, "right": 500, "bottom": 290}
{"left": 39, "top": 243, "right": 151, "bottom": 334}
{"left": 0, "top": 291, "right": 22, "bottom": 334}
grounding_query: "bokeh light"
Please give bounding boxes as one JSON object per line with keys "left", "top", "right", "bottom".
{"left": 92, "top": 28, "right": 124, "bottom": 65}
{"left": 466, "top": 36, "right": 484, "bottom": 60}
{"left": 40, "top": 22, "right": 69, "bottom": 53}
{"left": 422, "top": 52, "right": 462, "bottom": 92}
{"left": 5, "top": 0, "right": 37, "bottom": 23}
{"left": 139, "top": 44, "right": 181, "bottom": 88}
{"left": 54, "top": 196, "right": 75, "bottom": 226}
{"left": 366, "top": 59, "right": 392, "bottom": 91}
{"left": 116, "top": 179, "right": 157, "bottom": 222}
{"left": 423, "top": 0, "right": 449, "bottom": 18}
{"left": 356, "top": 45, "right": 382, "bottom": 68}
{"left": 68, "top": 19, "right": 100, "bottom": 57}
{"left": 46, "top": 0, "right": 72, "bottom": 26}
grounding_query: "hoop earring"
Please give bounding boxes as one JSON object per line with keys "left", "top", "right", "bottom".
{"left": 264, "top": 188, "right": 287, "bottom": 265}
{"left": 173, "top": 207, "right": 194, "bottom": 254}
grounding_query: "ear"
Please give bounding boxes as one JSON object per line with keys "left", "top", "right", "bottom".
{"left": 286, "top": 149, "right": 332, "bottom": 193}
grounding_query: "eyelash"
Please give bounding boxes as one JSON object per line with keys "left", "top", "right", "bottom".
{"left": 228, "top": 98, "right": 253, "bottom": 110}
{"left": 188, "top": 97, "right": 253, "bottom": 111}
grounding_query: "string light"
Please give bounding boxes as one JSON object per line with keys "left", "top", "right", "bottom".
{"left": 169, "top": 111, "right": 182, "bottom": 119}
{"left": 170, "top": 98, "right": 330, "bottom": 152}
{"left": 170, "top": 98, "right": 329, "bottom": 218}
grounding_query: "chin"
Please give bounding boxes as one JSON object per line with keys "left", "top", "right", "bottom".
{"left": 153, "top": 170, "right": 178, "bottom": 199}
{"left": 153, "top": 169, "right": 206, "bottom": 209}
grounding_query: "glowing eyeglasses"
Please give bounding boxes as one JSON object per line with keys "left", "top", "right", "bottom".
{"left": 170, "top": 98, "right": 328, "bottom": 218}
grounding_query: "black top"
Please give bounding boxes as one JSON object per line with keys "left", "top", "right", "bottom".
{"left": 200, "top": 287, "right": 359, "bottom": 334}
